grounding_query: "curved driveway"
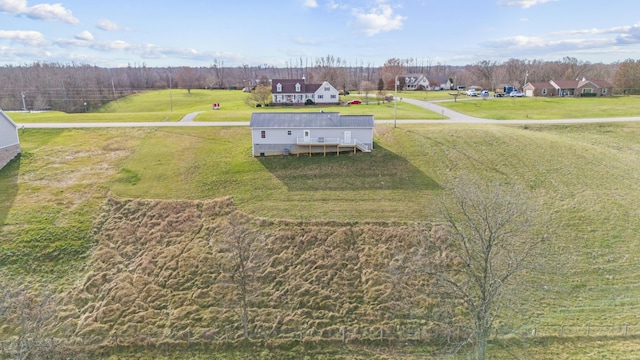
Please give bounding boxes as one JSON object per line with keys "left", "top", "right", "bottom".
{"left": 16, "top": 98, "right": 640, "bottom": 128}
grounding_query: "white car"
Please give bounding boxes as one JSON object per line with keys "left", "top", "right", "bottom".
{"left": 466, "top": 89, "right": 477, "bottom": 96}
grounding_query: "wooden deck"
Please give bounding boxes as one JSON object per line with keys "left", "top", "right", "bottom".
{"left": 295, "top": 137, "right": 370, "bottom": 156}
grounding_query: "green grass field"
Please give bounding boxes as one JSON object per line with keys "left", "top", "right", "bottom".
{"left": 439, "top": 95, "right": 640, "bottom": 119}
{"left": 8, "top": 89, "right": 445, "bottom": 123}
{"left": 2, "top": 91, "right": 640, "bottom": 358}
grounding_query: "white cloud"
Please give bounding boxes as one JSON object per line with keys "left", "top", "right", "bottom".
{"left": 302, "top": 0, "right": 318, "bottom": 8}
{"left": 498, "top": 0, "right": 558, "bottom": 9}
{"left": 353, "top": 3, "right": 406, "bottom": 36}
{"left": 550, "top": 23, "right": 640, "bottom": 46}
{"left": 0, "top": 29, "right": 46, "bottom": 46}
{"left": 75, "top": 30, "right": 93, "bottom": 41}
{"left": 96, "top": 19, "right": 126, "bottom": 32}
{"left": 0, "top": 0, "right": 79, "bottom": 24}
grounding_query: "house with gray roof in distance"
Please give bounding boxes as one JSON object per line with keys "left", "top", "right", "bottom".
{"left": 0, "top": 110, "right": 21, "bottom": 170}
{"left": 250, "top": 112, "right": 374, "bottom": 157}
{"left": 403, "top": 74, "right": 453, "bottom": 91}
{"left": 271, "top": 78, "right": 340, "bottom": 105}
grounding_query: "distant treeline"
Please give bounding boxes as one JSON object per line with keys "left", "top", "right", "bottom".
{"left": 0, "top": 57, "right": 637, "bottom": 112}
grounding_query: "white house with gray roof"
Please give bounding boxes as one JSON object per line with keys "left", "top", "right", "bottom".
{"left": 271, "top": 79, "right": 340, "bottom": 105}
{"left": 0, "top": 110, "right": 20, "bottom": 170}
{"left": 404, "top": 74, "right": 453, "bottom": 91}
{"left": 250, "top": 112, "right": 374, "bottom": 157}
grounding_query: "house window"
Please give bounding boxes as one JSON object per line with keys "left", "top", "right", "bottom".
{"left": 542, "top": 88, "right": 548, "bottom": 95}
{"left": 295, "top": 83, "right": 301, "bottom": 92}
{"left": 582, "top": 88, "right": 593, "bottom": 94}
{"left": 602, "top": 88, "right": 608, "bottom": 95}
{"left": 317, "top": 95, "right": 323, "bottom": 99}
{"left": 330, "top": 94, "right": 337, "bottom": 99}
{"left": 287, "top": 130, "right": 292, "bottom": 135}
{"left": 276, "top": 83, "right": 282, "bottom": 92}
{"left": 261, "top": 130, "right": 266, "bottom": 139}
{"left": 324, "top": 87, "right": 330, "bottom": 91}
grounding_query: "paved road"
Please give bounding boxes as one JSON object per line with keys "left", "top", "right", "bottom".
{"left": 16, "top": 98, "right": 640, "bottom": 128}
{"left": 400, "top": 97, "right": 640, "bottom": 124}
{"left": 180, "top": 111, "right": 204, "bottom": 122}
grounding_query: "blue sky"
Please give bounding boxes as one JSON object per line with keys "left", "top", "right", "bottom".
{"left": 1, "top": 0, "right": 639, "bottom": 67}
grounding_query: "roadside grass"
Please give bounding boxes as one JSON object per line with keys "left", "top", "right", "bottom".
{"left": 2, "top": 121, "right": 640, "bottom": 357}
{"left": 439, "top": 95, "right": 640, "bottom": 119}
{"left": 7, "top": 111, "right": 183, "bottom": 123}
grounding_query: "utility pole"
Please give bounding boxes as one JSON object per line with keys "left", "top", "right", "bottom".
{"left": 21, "top": 91, "right": 26, "bottom": 111}
{"left": 169, "top": 69, "right": 173, "bottom": 112}
{"left": 394, "top": 75, "right": 398, "bottom": 128}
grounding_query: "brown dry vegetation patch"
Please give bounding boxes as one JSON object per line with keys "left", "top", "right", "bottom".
{"left": 57, "top": 197, "right": 448, "bottom": 343}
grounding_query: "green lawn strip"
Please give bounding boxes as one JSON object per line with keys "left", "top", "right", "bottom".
{"left": 9, "top": 111, "right": 183, "bottom": 123}
{"left": 439, "top": 95, "right": 640, "bottom": 120}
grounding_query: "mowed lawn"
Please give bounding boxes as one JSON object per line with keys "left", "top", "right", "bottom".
{"left": 438, "top": 94, "right": 640, "bottom": 119}
{"left": 8, "top": 89, "right": 445, "bottom": 123}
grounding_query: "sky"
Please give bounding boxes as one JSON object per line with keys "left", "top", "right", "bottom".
{"left": 1, "top": 0, "right": 639, "bottom": 68}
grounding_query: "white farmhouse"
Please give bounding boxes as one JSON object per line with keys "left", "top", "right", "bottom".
{"left": 0, "top": 110, "right": 20, "bottom": 170}
{"left": 250, "top": 112, "right": 374, "bottom": 157}
{"left": 271, "top": 79, "right": 340, "bottom": 105}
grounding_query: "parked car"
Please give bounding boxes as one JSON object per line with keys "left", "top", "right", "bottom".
{"left": 480, "top": 90, "right": 489, "bottom": 97}
{"left": 466, "top": 89, "right": 477, "bottom": 96}
{"left": 510, "top": 90, "right": 524, "bottom": 97}
{"left": 347, "top": 99, "right": 362, "bottom": 104}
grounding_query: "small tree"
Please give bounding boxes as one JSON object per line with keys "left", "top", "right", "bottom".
{"left": 244, "top": 84, "right": 272, "bottom": 107}
{"left": 218, "top": 212, "right": 265, "bottom": 340}
{"left": 425, "top": 177, "right": 547, "bottom": 359}
{"left": 359, "top": 80, "right": 376, "bottom": 104}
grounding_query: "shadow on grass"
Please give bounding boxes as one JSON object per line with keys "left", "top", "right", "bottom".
{"left": 0, "top": 155, "right": 20, "bottom": 226}
{"left": 257, "top": 144, "right": 439, "bottom": 192}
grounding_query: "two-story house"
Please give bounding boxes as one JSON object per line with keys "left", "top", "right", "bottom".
{"left": 271, "top": 79, "right": 340, "bottom": 105}
{"left": 403, "top": 74, "right": 453, "bottom": 91}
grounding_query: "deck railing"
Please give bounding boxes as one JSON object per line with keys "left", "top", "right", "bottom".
{"left": 296, "top": 137, "right": 344, "bottom": 144}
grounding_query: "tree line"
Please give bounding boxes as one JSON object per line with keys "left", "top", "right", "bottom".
{"left": 0, "top": 56, "right": 638, "bottom": 112}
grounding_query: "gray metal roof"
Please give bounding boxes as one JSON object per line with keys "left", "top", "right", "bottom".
{"left": 250, "top": 112, "right": 374, "bottom": 128}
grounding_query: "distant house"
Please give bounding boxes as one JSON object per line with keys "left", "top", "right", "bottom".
{"left": 523, "top": 79, "right": 613, "bottom": 97}
{"left": 522, "top": 82, "right": 557, "bottom": 97}
{"left": 403, "top": 74, "right": 453, "bottom": 91}
{"left": 0, "top": 110, "right": 20, "bottom": 170}
{"left": 250, "top": 112, "right": 374, "bottom": 157}
{"left": 271, "top": 79, "right": 340, "bottom": 105}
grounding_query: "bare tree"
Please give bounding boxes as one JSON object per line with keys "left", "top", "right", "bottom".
{"left": 359, "top": 80, "right": 377, "bottom": 104}
{"left": 174, "top": 66, "right": 204, "bottom": 93}
{"left": 424, "top": 177, "right": 547, "bottom": 360}
{"left": 615, "top": 59, "right": 640, "bottom": 95}
{"left": 468, "top": 60, "right": 499, "bottom": 90}
{"left": 381, "top": 58, "right": 406, "bottom": 90}
{"left": 218, "top": 212, "right": 265, "bottom": 340}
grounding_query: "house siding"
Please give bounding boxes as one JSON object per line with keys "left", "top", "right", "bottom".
{"left": 250, "top": 112, "right": 374, "bottom": 156}
{"left": 0, "top": 110, "right": 21, "bottom": 169}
